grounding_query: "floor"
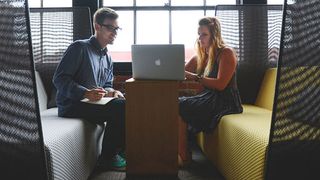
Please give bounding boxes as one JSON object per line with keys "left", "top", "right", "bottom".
{"left": 89, "top": 146, "right": 224, "bottom": 180}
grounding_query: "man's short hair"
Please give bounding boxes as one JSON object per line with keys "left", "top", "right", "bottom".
{"left": 93, "top": 7, "right": 118, "bottom": 25}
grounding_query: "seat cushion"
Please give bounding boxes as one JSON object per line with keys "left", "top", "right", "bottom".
{"left": 255, "top": 68, "right": 277, "bottom": 110}
{"left": 41, "top": 108, "right": 104, "bottom": 180}
{"left": 35, "top": 71, "right": 48, "bottom": 112}
{"left": 198, "top": 104, "right": 272, "bottom": 180}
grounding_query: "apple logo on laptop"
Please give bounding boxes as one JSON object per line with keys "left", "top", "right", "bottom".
{"left": 155, "top": 58, "right": 161, "bottom": 66}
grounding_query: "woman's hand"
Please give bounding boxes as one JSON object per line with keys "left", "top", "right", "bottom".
{"left": 185, "top": 71, "right": 199, "bottom": 81}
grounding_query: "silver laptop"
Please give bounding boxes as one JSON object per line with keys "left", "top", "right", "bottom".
{"left": 131, "top": 44, "right": 185, "bottom": 80}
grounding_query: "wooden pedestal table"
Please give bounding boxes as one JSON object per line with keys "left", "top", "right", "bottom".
{"left": 125, "top": 78, "right": 178, "bottom": 177}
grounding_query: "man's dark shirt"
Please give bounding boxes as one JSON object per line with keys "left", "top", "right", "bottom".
{"left": 53, "top": 36, "right": 114, "bottom": 116}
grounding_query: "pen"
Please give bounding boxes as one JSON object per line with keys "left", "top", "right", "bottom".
{"left": 91, "top": 86, "right": 107, "bottom": 93}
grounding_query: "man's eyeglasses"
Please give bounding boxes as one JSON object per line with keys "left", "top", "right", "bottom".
{"left": 100, "top": 24, "right": 121, "bottom": 33}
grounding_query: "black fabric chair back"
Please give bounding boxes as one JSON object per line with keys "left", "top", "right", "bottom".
{"left": 215, "top": 5, "right": 283, "bottom": 104}
{"left": 29, "top": 7, "right": 93, "bottom": 108}
{"left": 0, "top": 1, "right": 48, "bottom": 179}
{"left": 265, "top": 1, "right": 320, "bottom": 179}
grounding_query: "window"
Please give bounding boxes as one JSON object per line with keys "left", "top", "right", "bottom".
{"left": 136, "top": 0, "right": 168, "bottom": 6}
{"left": 206, "top": 0, "right": 236, "bottom": 5}
{"left": 28, "top": 0, "right": 41, "bottom": 7}
{"left": 136, "top": 11, "right": 169, "bottom": 44}
{"left": 28, "top": 0, "right": 73, "bottom": 65}
{"left": 109, "top": 11, "right": 134, "bottom": 61}
{"left": 268, "top": 0, "right": 284, "bottom": 4}
{"left": 172, "top": 10, "right": 203, "bottom": 58}
{"left": 103, "top": 0, "right": 236, "bottom": 62}
{"left": 28, "top": 0, "right": 72, "bottom": 8}
{"left": 171, "top": 0, "right": 202, "bottom": 6}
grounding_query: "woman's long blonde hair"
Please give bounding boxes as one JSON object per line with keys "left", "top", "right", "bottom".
{"left": 196, "top": 17, "right": 226, "bottom": 76}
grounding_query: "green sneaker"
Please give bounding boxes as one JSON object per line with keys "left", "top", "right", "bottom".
{"left": 119, "top": 151, "right": 126, "bottom": 159}
{"left": 110, "top": 154, "right": 126, "bottom": 171}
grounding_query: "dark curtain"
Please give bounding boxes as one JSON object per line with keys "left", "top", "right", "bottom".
{"left": 29, "top": 7, "right": 92, "bottom": 108}
{"left": 0, "top": 0, "right": 48, "bottom": 179}
{"left": 215, "top": 5, "right": 283, "bottom": 104}
{"left": 265, "top": 0, "right": 320, "bottom": 179}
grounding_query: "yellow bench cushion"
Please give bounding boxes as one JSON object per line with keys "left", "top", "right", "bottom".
{"left": 255, "top": 68, "right": 277, "bottom": 110}
{"left": 198, "top": 104, "right": 272, "bottom": 180}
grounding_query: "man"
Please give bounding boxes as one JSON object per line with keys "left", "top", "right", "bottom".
{"left": 53, "top": 7, "right": 126, "bottom": 170}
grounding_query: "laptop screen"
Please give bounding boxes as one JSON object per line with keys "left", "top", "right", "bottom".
{"left": 131, "top": 44, "right": 185, "bottom": 80}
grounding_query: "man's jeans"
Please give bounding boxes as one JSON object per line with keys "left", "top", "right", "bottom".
{"left": 65, "top": 98, "right": 125, "bottom": 160}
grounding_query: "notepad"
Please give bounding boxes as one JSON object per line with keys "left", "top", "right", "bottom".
{"left": 81, "top": 97, "right": 115, "bottom": 105}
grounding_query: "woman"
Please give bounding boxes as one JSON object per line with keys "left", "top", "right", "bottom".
{"left": 178, "top": 17, "right": 243, "bottom": 165}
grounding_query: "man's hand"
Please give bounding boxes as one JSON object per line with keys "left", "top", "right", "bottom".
{"left": 104, "top": 90, "right": 124, "bottom": 98}
{"left": 113, "top": 90, "right": 124, "bottom": 98}
{"left": 84, "top": 88, "right": 106, "bottom": 101}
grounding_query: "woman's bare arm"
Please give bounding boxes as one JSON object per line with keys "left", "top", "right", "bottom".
{"left": 199, "top": 48, "right": 237, "bottom": 91}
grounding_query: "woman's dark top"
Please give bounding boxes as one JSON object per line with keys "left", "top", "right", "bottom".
{"left": 179, "top": 49, "right": 243, "bottom": 133}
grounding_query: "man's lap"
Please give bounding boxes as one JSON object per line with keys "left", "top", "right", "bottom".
{"left": 64, "top": 98, "right": 125, "bottom": 124}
